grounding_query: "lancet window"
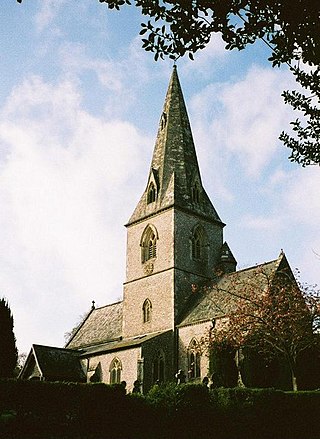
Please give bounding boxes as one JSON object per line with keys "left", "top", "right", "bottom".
{"left": 152, "top": 351, "right": 165, "bottom": 383}
{"left": 188, "top": 339, "right": 201, "bottom": 380}
{"left": 191, "top": 182, "right": 200, "bottom": 204}
{"left": 142, "top": 298, "right": 152, "bottom": 323}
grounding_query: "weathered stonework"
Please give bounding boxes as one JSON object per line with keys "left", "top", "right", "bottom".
{"left": 20, "top": 67, "right": 292, "bottom": 394}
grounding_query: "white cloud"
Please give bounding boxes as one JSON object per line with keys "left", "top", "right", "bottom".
{"left": 284, "top": 167, "right": 320, "bottom": 227}
{"left": 182, "top": 33, "right": 228, "bottom": 77}
{"left": 190, "top": 65, "right": 296, "bottom": 179}
{"left": 241, "top": 214, "right": 282, "bottom": 231}
{"left": 35, "top": 0, "right": 67, "bottom": 33}
{"left": 0, "top": 76, "right": 150, "bottom": 353}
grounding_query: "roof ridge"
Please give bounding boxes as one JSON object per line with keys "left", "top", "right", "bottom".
{"left": 93, "top": 300, "right": 123, "bottom": 311}
{"left": 33, "top": 344, "right": 78, "bottom": 352}
{"left": 229, "top": 257, "right": 280, "bottom": 276}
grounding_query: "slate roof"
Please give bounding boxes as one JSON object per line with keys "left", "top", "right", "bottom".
{"left": 66, "top": 301, "right": 123, "bottom": 349}
{"left": 128, "top": 66, "right": 223, "bottom": 226}
{"left": 22, "top": 344, "right": 86, "bottom": 382}
{"left": 179, "top": 252, "right": 286, "bottom": 327}
{"left": 79, "top": 331, "right": 169, "bottom": 357}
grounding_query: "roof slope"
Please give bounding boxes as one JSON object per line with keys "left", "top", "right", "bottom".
{"left": 179, "top": 252, "right": 287, "bottom": 327}
{"left": 31, "top": 345, "right": 86, "bottom": 382}
{"left": 128, "top": 66, "right": 223, "bottom": 226}
{"left": 66, "top": 301, "right": 123, "bottom": 349}
{"left": 79, "top": 331, "right": 170, "bottom": 357}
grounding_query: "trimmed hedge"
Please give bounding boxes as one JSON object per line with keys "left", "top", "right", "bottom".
{"left": 1, "top": 380, "right": 320, "bottom": 439}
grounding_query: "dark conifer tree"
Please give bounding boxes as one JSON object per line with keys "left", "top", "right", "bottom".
{"left": 0, "top": 298, "right": 18, "bottom": 378}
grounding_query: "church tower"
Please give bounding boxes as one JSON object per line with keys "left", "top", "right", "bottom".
{"left": 122, "top": 66, "right": 227, "bottom": 338}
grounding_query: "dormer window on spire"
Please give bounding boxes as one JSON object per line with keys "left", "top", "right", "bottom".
{"left": 160, "top": 112, "right": 167, "bottom": 130}
{"left": 147, "top": 182, "right": 156, "bottom": 204}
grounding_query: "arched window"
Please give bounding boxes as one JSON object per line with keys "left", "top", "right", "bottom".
{"left": 141, "top": 225, "right": 158, "bottom": 263}
{"left": 152, "top": 351, "right": 165, "bottom": 383}
{"left": 191, "top": 182, "right": 200, "bottom": 204}
{"left": 147, "top": 183, "right": 156, "bottom": 204}
{"left": 142, "top": 298, "right": 152, "bottom": 323}
{"left": 188, "top": 339, "right": 201, "bottom": 380}
{"left": 109, "top": 358, "right": 122, "bottom": 384}
{"left": 191, "top": 226, "right": 203, "bottom": 260}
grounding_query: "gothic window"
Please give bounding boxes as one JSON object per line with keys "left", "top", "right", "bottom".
{"left": 141, "top": 225, "right": 158, "bottom": 263}
{"left": 142, "top": 298, "right": 152, "bottom": 323}
{"left": 191, "top": 182, "right": 200, "bottom": 204}
{"left": 147, "top": 183, "right": 156, "bottom": 204}
{"left": 152, "top": 351, "right": 165, "bottom": 383}
{"left": 188, "top": 339, "right": 201, "bottom": 380}
{"left": 191, "top": 226, "right": 203, "bottom": 260}
{"left": 109, "top": 358, "right": 122, "bottom": 384}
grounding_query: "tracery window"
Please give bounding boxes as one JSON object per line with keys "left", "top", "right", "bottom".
{"left": 147, "top": 182, "right": 156, "bottom": 204}
{"left": 188, "top": 339, "right": 201, "bottom": 380}
{"left": 142, "top": 298, "right": 152, "bottom": 323}
{"left": 152, "top": 351, "right": 165, "bottom": 383}
{"left": 109, "top": 358, "right": 122, "bottom": 384}
{"left": 191, "top": 226, "right": 203, "bottom": 260}
{"left": 141, "top": 225, "right": 158, "bottom": 263}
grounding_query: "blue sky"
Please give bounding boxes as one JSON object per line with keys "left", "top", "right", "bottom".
{"left": 1, "top": 0, "right": 319, "bottom": 355}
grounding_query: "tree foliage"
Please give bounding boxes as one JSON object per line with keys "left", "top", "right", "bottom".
{"left": 208, "top": 267, "right": 320, "bottom": 391}
{"left": 0, "top": 298, "right": 18, "bottom": 378}
{"left": 280, "top": 67, "right": 320, "bottom": 166}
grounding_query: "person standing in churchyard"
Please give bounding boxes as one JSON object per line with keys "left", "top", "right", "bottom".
{"left": 132, "top": 380, "right": 141, "bottom": 393}
{"left": 175, "top": 369, "right": 186, "bottom": 384}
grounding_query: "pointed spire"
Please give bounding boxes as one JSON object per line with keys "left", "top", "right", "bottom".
{"left": 128, "top": 66, "right": 223, "bottom": 226}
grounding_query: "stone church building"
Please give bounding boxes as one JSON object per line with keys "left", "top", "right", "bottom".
{"left": 20, "top": 67, "right": 292, "bottom": 392}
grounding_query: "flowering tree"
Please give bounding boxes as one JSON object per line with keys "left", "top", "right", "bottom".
{"left": 208, "top": 265, "right": 320, "bottom": 391}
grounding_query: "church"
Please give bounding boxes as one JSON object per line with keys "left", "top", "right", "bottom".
{"left": 20, "top": 67, "right": 292, "bottom": 392}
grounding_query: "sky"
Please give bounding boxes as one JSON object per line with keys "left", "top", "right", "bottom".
{"left": 0, "top": 0, "right": 319, "bottom": 355}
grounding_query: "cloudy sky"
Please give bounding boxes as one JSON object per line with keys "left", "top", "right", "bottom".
{"left": 1, "top": 1, "right": 319, "bottom": 355}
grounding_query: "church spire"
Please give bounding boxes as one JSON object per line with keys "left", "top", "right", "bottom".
{"left": 128, "top": 66, "right": 223, "bottom": 226}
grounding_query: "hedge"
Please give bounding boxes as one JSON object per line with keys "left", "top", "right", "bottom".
{"left": 1, "top": 380, "right": 320, "bottom": 439}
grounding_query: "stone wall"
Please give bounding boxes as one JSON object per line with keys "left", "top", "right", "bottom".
{"left": 178, "top": 321, "right": 212, "bottom": 381}
{"left": 86, "top": 346, "right": 141, "bottom": 393}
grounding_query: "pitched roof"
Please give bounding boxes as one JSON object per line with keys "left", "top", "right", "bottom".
{"left": 127, "top": 66, "right": 223, "bottom": 226}
{"left": 79, "top": 331, "right": 170, "bottom": 357}
{"left": 20, "top": 345, "right": 86, "bottom": 382}
{"left": 179, "top": 252, "right": 287, "bottom": 327}
{"left": 66, "top": 301, "right": 123, "bottom": 349}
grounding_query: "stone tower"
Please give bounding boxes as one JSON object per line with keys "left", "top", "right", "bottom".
{"left": 122, "top": 66, "right": 226, "bottom": 339}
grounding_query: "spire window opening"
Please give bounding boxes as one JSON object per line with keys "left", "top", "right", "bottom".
{"left": 147, "top": 183, "right": 156, "bottom": 204}
{"left": 160, "top": 112, "right": 167, "bottom": 130}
